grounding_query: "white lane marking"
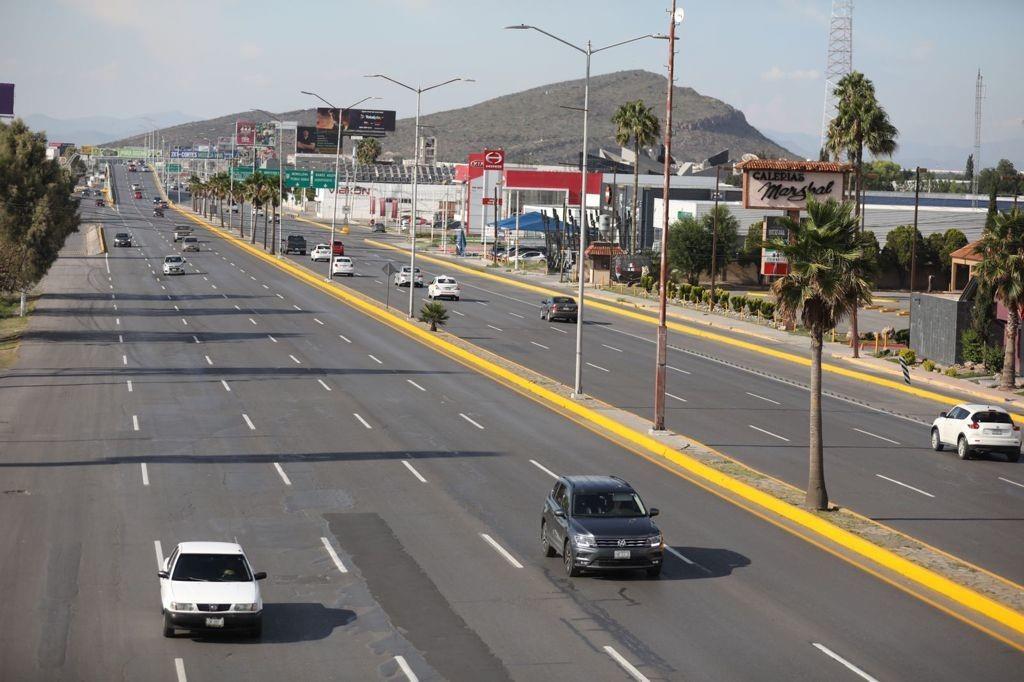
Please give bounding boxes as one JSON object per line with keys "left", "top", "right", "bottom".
{"left": 126, "top": 379, "right": 133, "bottom": 393}
{"left": 118, "top": 334, "right": 123, "bottom": 343}
{"left": 240, "top": 269, "right": 246, "bottom": 274}
{"left": 115, "top": 318, "right": 120, "bottom": 326}
{"left": 174, "top": 658, "right": 187, "bottom": 682}
{"left": 113, "top": 303, "right": 118, "bottom": 311}
{"left": 292, "top": 304, "right": 302, "bottom": 311}
{"left": 203, "top": 276, "right": 208, "bottom": 281}
{"left": 140, "top": 463, "right": 149, "bottom": 486}
{"left": 314, "top": 318, "right": 325, "bottom": 325}
{"left": 242, "top": 413, "right": 256, "bottom": 430}
{"left": 665, "top": 392, "right": 687, "bottom": 402}
{"left": 451, "top": 310, "right": 465, "bottom": 316}
{"left": 586, "top": 362, "right": 610, "bottom": 372}
{"left": 603, "top": 646, "right": 649, "bottom": 682}
{"left": 353, "top": 413, "right": 372, "bottom": 429}
{"left": 749, "top": 424, "right": 789, "bottom": 442}
{"left": 160, "top": 285, "right": 166, "bottom": 291}
{"left": 811, "top": 643, "right": 879, "bottom": 682}
{"left": 220, "top": 379, "right": 231, "bottom": 392}
{"left": 173, "top": 305, "right": 180, "bottom": 311}
{"left": 154, "top": 540, "right": 165, "bottom": 569}
{"left": 853, "top": 428, "right": 901, "bottom": 445}
{"left": 549, "top": 325, "right": 568, "bottom": 334}
{"left": 530, "top": 341, "right": 550, "bottom": 350}
{"left": 181, "top": 318, "right": 188, "bottom": 326}
{"left": 395, "top": 656, "right": 418, "bottom": 682}
{"left": 234, "top": 305, "right": 241, "bottom": 310}
{"left": 374, "top": 279, "right": 384, "bottom": 284}
{"left": 509, "top": 311, "right": 525, "bottom": 319}
{"left": 204, "top": 355, "right": 213, "bottom": 365}
{"left": 602, "top": 344, "right": 623, "bottom": 352}
{"left": 273, "top": 462, "right": 292, "bottom": 486}
{"left": 999, "top": 476, "right": 1024, "bottom": 489}
{"left": 338, "top": 334, "right": 351, "bottom": 343}
{"left": 368, "top": 354, "right": 382, "bottom": 364}
{"left": 402, "top": 460, "right": 428, "bottom": 483}
{"left": 321, "top": 537, "right": 348, "bottom": 574}
{"left": 876, "top": 473, "right": 935, "bottom": 498}
{"left": 104, "top": 253, "right": 110, "bottom": 274}
{"left": 529, "top": 459, "right": 558, "bottom": 479}
{"left": 192, "top": 335, "right": 200, "bottom": 344}
{"left": 211, "top": 284, "right": 217, "bottom": 289}
{"left": 262, "top": 284, "right": 269, "bottom": 289}
{"left": 249, "top": 318, "right": 258, "bottom": 325}
{"left": 747, "top": 392, "right": 780, "bottom": 405}
{"left": 289, "top": 354, "right": 301, "bottom": 364}
{"left": 407, "top": 379, "right": 426, "bottom": 392}
{"left": 122, "top": 354, "right": 128, "bottom": 365}
{"left": 318, "top": 379, "right": 332, "bottom": 392}
{"left": 667, "top": 365, "right": 691, "bottom": 374}
{"left": 664, "top": 546, "right": 711, "bottom": 573}
{"left": 268, "top": 335, "right": 277, "bottom": 343}
{"left": 480, "top": 533, "right": 523, "bottom": 568}
{"left": 487, "top": 324, "right": 503, "bottom": 332}
{"left": 250, "top": 275, "right": 256, "bottom": 281}
{"left": 459, "top": 413, "right": 485, "bottom": 429}
{"left": 276, "top": 293, "right": 284, "bottom": 299}
{"left": 132, "top": 415, "right": 139, "bottom": 432}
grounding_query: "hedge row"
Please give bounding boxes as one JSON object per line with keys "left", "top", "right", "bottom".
{"left": 635, "top": 280, "right": 776, "bottom": 318}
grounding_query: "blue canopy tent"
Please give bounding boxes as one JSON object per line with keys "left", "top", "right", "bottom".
{"left": 488, "top": 211, "right": 565, "bottom": 235}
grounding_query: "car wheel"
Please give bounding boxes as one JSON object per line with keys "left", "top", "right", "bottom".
{"left": 541, "top": 522, "right": 557, "bottom": 558}
{"left": 957, "top": 435, "right": 972, "bottom": 460}
{"left": 455, "top": 296, "right": 460, "bottom": 301}
{"left": 162, "top": 615, "right": 175, "bottom": 638}
{"left": 563, "top": 540, "right": 581, "bottom": 577}
{"left": 931, "top": 428, "right": 944, "bottom": 451}
{"left": 645, "top": 565, "right": 662, "bottom": 579}
{"left": 1008, "top": 449, "right": 1021, "bottom": 464}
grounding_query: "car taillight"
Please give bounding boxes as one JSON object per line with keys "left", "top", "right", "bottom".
{"left": 968, "top": 422, "right": 980, "bottom": 429}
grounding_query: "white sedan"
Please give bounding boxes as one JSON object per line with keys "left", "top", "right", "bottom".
{"left": 508, "top": 250, "right": 546, "bottom": 263}
{"left": 310, "top": 244, "right": 331, "bottom": 262}
{"left": 931, "top": 403, "right": 1021, "bottom": 461}
{"left": 427, "top": 275, "right": 461, "bottom": 300}
{"left": 393, "top": 266, "right": 424, "bottom": 287}
{"left": 162, "top": 255, "right": 186, "bottom": 275}
{"left": 331, "top": 255, "right": 354, "bottom": 276}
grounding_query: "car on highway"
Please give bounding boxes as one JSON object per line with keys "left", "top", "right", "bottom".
{"left": 540, "top": 296, "right": 578, "bottom": 323}
{"left": 427, "top": 275, "right": 461, "bottom": 300}
{"left": 281, "top": 234, "right": 307, "bottom": 255}
{"left": 160, "top": 200, "right": 169, "bottom": 209}
{"left": 173, "top": 228, "right": 192, "bottom": 242}
{"left": 130, "top": 183, "right": 141, "bottom": 191}
{"left": 113, "top": 233, "right": 132, "bottom": 247}
{"left": 95, "top": 198, "right": 105, "bottom": 207}
{"left": 541, "top": 475, "right": 663, "bottom": 578}
{"left": 153, "top": 197, "right": 161, "bottom": 204}
{"left": 310, "top": 244, "right": 332, "bottom": 262}
{"left": 134, "top": 191, "right": 142, "bottom": 200}
{"left": 153, "top": 208, "right": 164, "bottom": 217}
{"left": 162, "top": 255, "right": 186, "bottom": 275}
{"left": 331, "top": 255, "right": 354, "bottom": 276}
{"left": 181, "top": 236, "right": 200, "bottom": 252}
{"left": 393, "top": 265, "right": 424, "bottom": 287}
{"left": 332, "top": 240, "right": 345, "bottom": 256}
{"left": 931, "top": 404, "right": 1021, "bottom": 461}
{"left": 159, "top": 541, "right": 266, "bottom": 638}
{"left": 372, "top": 222, "right": 386, "bottom": 233}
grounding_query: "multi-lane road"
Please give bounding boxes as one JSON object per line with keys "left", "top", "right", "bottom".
{"left": 0, "top": 165, "right": 1021, "bottom": 680}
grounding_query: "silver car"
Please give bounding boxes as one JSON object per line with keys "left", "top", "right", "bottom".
{"left": 181, "top": 236, "right": 200, "bottom": 252}
{"left": 162, "top": 255, "right": 186, "bottom": 275}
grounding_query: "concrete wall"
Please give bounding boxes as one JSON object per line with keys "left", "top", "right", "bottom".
{"left": 909, "top": 293, "right": 971, "bottom": 365}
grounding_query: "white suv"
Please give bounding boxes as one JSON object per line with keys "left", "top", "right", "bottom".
{"left": 931, "top": 403, "right": 1021, "bottom": 462}
{"left": 159, "top": 541, "right": 266, "bottom": 638}
{"left": 427, "top": 275, "right": 461, "bottom": 300}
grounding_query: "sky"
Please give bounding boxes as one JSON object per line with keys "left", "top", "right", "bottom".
{"left": 4, "top": 0, "right": 1022, "bottom": 156}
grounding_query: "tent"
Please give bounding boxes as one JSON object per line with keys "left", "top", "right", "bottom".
{"left": 489, "top": 211, "right": 564, "bottom": 234}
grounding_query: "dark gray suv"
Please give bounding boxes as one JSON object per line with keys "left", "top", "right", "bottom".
{"left": 541, "top": 475, "right": 663, "bottom": 578}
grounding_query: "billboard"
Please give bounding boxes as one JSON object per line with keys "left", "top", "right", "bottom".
{"left": 235, "top": 119, "right": 256, "bottom": 146}
{"left": 343, "top": 108, "right": 396, "bottom": 136}
{"left": 742, "top": 168, "right": 843, "bottom": 210}
{"left": 300, "top": 107, "right": 398, "bottom": 154}
{"left": 761, "top": 216, "right": 790, "bottom": 277}
{"left": 254, "top": 122, "right": 276, "bottom": 148}
{"left": 0, "top": 83, "right": 14, "bottom": 117}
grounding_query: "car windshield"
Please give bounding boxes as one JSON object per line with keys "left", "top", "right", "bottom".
{"left": 184, "top": 237, "right": 197, "bottom": 242}
{"left": 572, "top": 491, "right": 647, "bottom": 517}
{"left": 172, "top": 553, "right": 251, "bottom": 582}
{"left": 972, "top": 411, "right": 1012, "bottom": 424}
{"left": 116, "top": 233, "right": 129, "bottom": 238}
{"left": 165, "top": 257, "right": 182, "bottom": 263}
{"left": 552, "top": 297, "right": 575, "bottom": 305}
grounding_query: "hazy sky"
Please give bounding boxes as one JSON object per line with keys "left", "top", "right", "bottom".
{"left": 4, "top": 0, "right": 1022, "bottom": 146}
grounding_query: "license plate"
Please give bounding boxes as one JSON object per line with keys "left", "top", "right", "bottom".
{"left": 614, "top": 550, "right": 631, "bottom": 560}
{"left": 985, "top": 429, "right": 1003, "bottom": 435}
{"left": 205, "top": 617, "right": 224, "bottom": 628}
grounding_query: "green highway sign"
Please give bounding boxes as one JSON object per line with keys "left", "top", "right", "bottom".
{"left": 231, "top": 166, "right": 254, "bottom": 180}
{"left": 166, "top": 163, "right": 182, "bottom": 173}
{"left": 312, "top": 169, "right": 338, "bottom": 189}
{"left": 284, "top": 169, "right": 311, "bottom": 188}
{"left": 257, "top": 168, "right": 280, "bottom": 178}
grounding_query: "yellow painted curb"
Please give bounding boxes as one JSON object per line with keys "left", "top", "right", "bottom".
{"left": 96, "top": 225, "right": 106, "bottom": 254}
{"left": 179, "top": 208, "right": 1024, "bottom": 642}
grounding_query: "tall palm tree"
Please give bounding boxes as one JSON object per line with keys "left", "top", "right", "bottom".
{"left": 612, "top": 100, "right": 660, "bottom": 253}
{"left": 766, "top": 198, "right": 872, "bottom": 510}
{"left": 974, "top": 209, "right": 1024, "bottom": 390}
{"left": 826, "top": 72, "right": 898, "bottom": 358}
{"left": 187, "top": 174, "right": 201, "bottom": 212}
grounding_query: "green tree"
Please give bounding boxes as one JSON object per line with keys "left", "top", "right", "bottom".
{"left": 355, "top": 137, "right": 382, "bottom": 165}
{"left": 666, "top": 216, "right": 712, "bottom": 285}
{"left": 884, "top": 225, "right": 926, "bottom": 288}
{"left": 860, "top": 160, "right": 904, "bottom": 190}
{"left": 985, "top": 184, "right": 999, "bottom": 229}
{"left": 612, "top": 100, "right": 660, "bottom": 253}
{"left": 977, "top": 159, "right": 1018, "bottom": 195}
{"left": 925, "top": 228, "right": 968, "bottom": 279}
{"left": 964, "top": 154, "right": 974, "bottom": 182}
{"left": 702, "top": 205, "right": 740, "bottom": 271}
{"left": 767, "top": 198, "right": 872, "bottom": 509}
{"left": 974, "top": 209, "right": 1024, "bottom": 390}
{"left": 418, "top": 301, "right": 449, "bottom": 332}
{"left": 740, "top": 223, "right": 762, "bottom": 265}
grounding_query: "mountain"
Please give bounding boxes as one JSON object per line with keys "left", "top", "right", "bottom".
{"left": 26, "top": 112, "right": 198, "bottom": 146}
{"left": 759, "top": 128, "right": 821, "bottom": 160}
{"left": 101, "top": 70, "right": 795, "bottom": 164}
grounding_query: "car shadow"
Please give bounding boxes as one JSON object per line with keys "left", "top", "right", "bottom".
{"left": 584, "top": 546, "right": 750, "bottom": 581}
{"left": 184, "top": 603, "right": 356, "bottom": 643}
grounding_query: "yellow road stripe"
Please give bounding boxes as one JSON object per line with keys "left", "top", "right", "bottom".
{"left": 178, "top": 208, "right": 1024, "bottom": 641}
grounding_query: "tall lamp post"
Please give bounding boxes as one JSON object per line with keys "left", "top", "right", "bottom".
{"left": 301, "top": 92, "right": 381, "bottom": 280}
{"left": 507, "top": 23, "right": 666, "bottom": 399}
{"left": 365, "top": 74, "right": 474, "bottom": 318}
{"left": 254, "top": 109, "right": 297, "bottom": 256}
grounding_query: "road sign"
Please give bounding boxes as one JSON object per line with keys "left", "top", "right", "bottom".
{"left": 257, "top": 168, "right": 280, "bottom": 178}
{"left": 483, "top": 148, "right": 504, "bottom": 170}
{"left": 312, "top": 170, "right": 338, "bottom": 189}
{"left": 284, "top": 169, "right": 311, "bottom": 188}
{"left": 166, "top": 163, "right": 181, "bottom": 173}
{"left": 232, "top": 166, "right": 254, "bottom": 181}
{"left": 898, "top": 356, "right": 911, "bottom": 385}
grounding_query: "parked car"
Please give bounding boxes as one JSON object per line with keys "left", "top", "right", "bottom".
{"left": 310, "top": 244, "right": 331, "bottom": 262}
{"left": 541, "top": 475, "right": 663, "bottom": 578}
{"left": 372, "top": 223, "right": 386, "bottom": 233}
{"left": 173, "top": 228, "right": 192, "bottom": 242}
{"left": 113, "top": 233, "right": 132, "bottom": 247}
{"left": 393, "top": 265, "right": 424, "bottom": 287}
{"left": 427, "top": 275, "right": 461, "bottom": 300}
{"left": 181, "top": 236, "right": 200, "bottom": 252}
{"left": 282, "top": 234, "right": 307, "bottom": 255}
{"left": 331, "top": 240, "right": 344, "bottom": 256}
{"left": 931, "top": 404, "right": 1021, "bottom": 461}
{"left": 509, "top": 250, "right": 546, "bottom": 264}
{"left": 162, "top": 255, "right": 186, "bottom": 275}
{"left": 159, "top": 541, "right": 266, "bottom": 638}
{"left": 540, "top": 296, "right": 578, "bottom": 323}
{"left": 331, "top": 256, "right": 354, "bottom": 277}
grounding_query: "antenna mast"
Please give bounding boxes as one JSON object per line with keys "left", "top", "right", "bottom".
{"left": 972, "top": 69, "right": 984, "bottom": 207}
{"left": 820, "top": 0, "right": 854, "bottom": 155}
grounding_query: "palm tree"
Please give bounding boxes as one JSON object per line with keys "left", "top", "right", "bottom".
{"left": 242, "top": 174, "right": 264, "bottom": 244}
{"left": 612, "top": 100, "right": 660, "bottom": 253}
{"left": 355, "top": 138, "right": 382, "bottom": 164}
{"left": 974, "top": 209, "right": 1024, "bottom": 390}
{"left": 418, "top": 301, "right": 449, "bottom": 332}
{"left": 766, "top": 198, "right": 872, "bottom": 510}
{"left": 826, "top": 71, "right": 898, "bottom": 358}
{"left": 187, "top": 174, "right": 201, "bottom": 212}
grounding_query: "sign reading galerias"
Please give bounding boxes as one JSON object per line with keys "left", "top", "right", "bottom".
{"left": 738, "top": 160, "right": 847, "bottom": 210}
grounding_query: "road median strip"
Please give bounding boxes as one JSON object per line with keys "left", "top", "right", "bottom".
{"left": 174, "top": 204, "right": 1024, "bottom": 648}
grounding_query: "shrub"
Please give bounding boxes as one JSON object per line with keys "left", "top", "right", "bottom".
{"left": 982, "top": 344, "right": 1004, "bottom": 373}
{"left": 679, "top": 282, "right": 692, "bottom": 297}
{"left": 922, "top": 359, "right": 936, "bottom": 372}
{"left": 639, "top": 274, "right": 654, "bottom": 292}
{"left": 745, "top": 298, "right": 759, "bottom": 314}
{"left": 717, "top": 292, "right": 730, "bottom": 308}
{"left": 760, "top": 301, "right": 776, "bottom": 318}
{"left": 701, "top": 289, "right": 712, "bottom": 304}
{"left": 665, "top": 281, "right": 676, "bottom": 299}
{"left": 893, "top": 328, "right": 910, "bottom": 345}
{"left": 960, "top": 328, "right": 984, "bottom": 363}
{"left": 730, "top": 296, "right": 745, "bottom": 312}
{"left": 944, "top": 366, "right": 958, "bottom": 377}
{"left": 898, "top": 348, "right": 916, "bottom": 365}
{"left": 688, "top": 289, "right": 700, "bottom": 303}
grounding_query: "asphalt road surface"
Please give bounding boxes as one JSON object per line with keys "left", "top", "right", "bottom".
{"left": 0, "top": 166, "right": 1020, "bottom": 680}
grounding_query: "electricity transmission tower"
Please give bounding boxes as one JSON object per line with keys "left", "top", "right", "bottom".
{"left": 820, "top": 0, "right": 854, "bottom": 154}
{"left": 972, "top": 69, "right": 984, "bottom": 207}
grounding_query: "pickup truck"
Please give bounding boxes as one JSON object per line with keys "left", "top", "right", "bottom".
{"left": 173, "top": 227, "right": 192, "bottom": 242}
{"left": 281, "top": 234, "right": 307, "bottom": 255}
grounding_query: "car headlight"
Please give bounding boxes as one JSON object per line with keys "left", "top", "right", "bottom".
{"left": 573, "top": 533, "right": 595, "bottom": 549}
{"left": 649, "top": 534, "right": 664, "bottom": 548}
{"left": 231, "top": 603, "right": 258, "bottom": 612}
{"left": 171, "top": 602, "right": 196, "bottom": 611}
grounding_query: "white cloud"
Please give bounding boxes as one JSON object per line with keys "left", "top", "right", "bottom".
{"left": 239, "top": 43, "right": 263, "bottom": 60}
{"left": 762, "top": 66, "right": 820, "bottom": 81}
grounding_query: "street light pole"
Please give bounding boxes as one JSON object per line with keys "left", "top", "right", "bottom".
{"left": 911, "top": 166, "right": 923, "bottom": 294}
{"left": 507, "top": 24, "right": 666, "bottom": 399}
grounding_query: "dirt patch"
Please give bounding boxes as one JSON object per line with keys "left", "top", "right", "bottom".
{"left": 0, "top": 293, "right": 37, "bottom": 370}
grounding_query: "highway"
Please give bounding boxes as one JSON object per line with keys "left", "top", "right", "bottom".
{"left": 265, "top": 207, "right": 1024, "bottom": 585}
{"left": 0, "top": 165, "right": 1020, "bottom": 680}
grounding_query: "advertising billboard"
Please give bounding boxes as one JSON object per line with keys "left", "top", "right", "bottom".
{"left": 742, "top": 168, "right": 844, "bottom": 210}
{"left": 761, "top": 216, "right": 790, "bottom": 277}
{"left": 300, "top": 107, "right": 398, "bottom": 154}
{"left": 343, "top": 108, "right": 396, "bottom": 136}
{"left": 235, "top": 120, "right": 256, "bottom": 146}
{"left": 0, "top": 83, "right": 13, "bottom": 117}
{"left": 254, "top": 122, "right": 276, "bottom": 148}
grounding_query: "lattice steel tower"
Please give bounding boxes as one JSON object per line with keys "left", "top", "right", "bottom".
{"left": 972, "top": 69, "right": 984, "bottom": 206}
{"left": 820, "top": 0, "right": 854, "bottom": 155}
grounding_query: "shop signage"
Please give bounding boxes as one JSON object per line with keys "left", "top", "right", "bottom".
{"left": 743, "top": 169, "right": 843, "bottom": 210}
{"left": 760, "top": 216, "right": 790, "bottom": 276}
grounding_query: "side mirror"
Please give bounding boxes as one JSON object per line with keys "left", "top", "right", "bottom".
{"left": 553, "top": 509, "right": 565, "bottom": 518}
{"left": 649, "top": 508, "right": 660, "bottom": 517}
{"left": 157, "top": 570, "right": 169, "bottom": 579}
{"left": 253, "top": 571, "right": 267, "bottom": 581}
{"left": 939, "top": 412, "right": 947, "bottom": 418}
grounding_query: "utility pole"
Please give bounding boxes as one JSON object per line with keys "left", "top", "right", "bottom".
{"left": 910, "top": 166, "right": 923, "bottom": 294}
{"left": 708, "top": 164, "right": 722, "bottom": 312}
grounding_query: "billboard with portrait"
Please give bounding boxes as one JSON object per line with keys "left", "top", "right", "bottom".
{"left": 254, "top": 122, "right": 276, "bottom": 148}
{"left": 0, "top": 83, "right": 14, "bottom": 117}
